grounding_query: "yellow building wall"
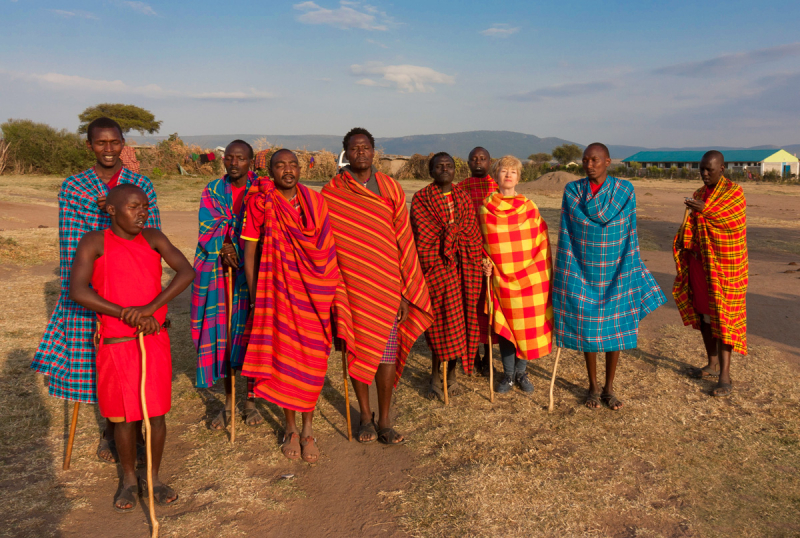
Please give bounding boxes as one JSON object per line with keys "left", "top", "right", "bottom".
{"left": 763, "top": 150, "right": 799, "bottom": 163}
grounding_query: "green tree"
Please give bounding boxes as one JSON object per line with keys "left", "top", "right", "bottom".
{"left": 1, "top": 119, "right": 93, "bottom": 175}
{"left": 77, "top": 103, "right": 162, "bottom": 136}
{"left": 551, "top": 144, "right": 582, "bottom": 165}
{"left": 527, "top": 152, "right": 552, "bottom": 165}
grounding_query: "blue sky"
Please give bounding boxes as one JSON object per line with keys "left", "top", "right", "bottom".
{"left": 2, "top": 0, "right": 799, "bottom": 147}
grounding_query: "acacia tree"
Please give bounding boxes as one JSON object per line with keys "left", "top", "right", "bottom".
{"left": 551, "top": 144, "right": 582, "bottom": 165}
{"left": 528, "top": 152, "right": 552, "bottom": 165}
{"left": 78, "top": 103, "right": 162, "bottom": 136}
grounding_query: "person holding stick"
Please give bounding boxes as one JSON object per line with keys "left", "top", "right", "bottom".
{"left": 191, "top": 140, "right": 263, "bottom": 430}
{"left": 31, "top": 117, "right": 161, "bottom": 465}
{"left": 553, "top": 143, "right": 666, "bottom": 410}
{"left": 69, "top": 184, "right": 194, "bottom": 512}
{"left": 241, "top": 149, "right": 354, "bottom": 463}
{"left": 411, "top": 152, "right": 485, "bottom": 401}
{"left": 673, "top": 150, "right": 747, "bottom": 397}
{"left": 454, "top": 147, "right": 498, "bottom": 376}
{"left": 479, "top": 155, "right": 554, "bottom": 394}
{"left": 322, "top": 128, "right": 432, "bottom": 445}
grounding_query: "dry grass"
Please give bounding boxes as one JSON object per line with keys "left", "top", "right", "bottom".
{"left": 0, "top": 228, "right": 59, "bottom": 265}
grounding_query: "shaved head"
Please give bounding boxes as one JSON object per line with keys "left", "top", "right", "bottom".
{"left": 468, "top": 146, "right": 490, "bottom": 160}
{"left": 107, "top": 184, "right": 146, "bottom": 209}
{"left": 585, "top": 142, "right": 610, "bottom": 159}
{"left": 702, "top": 150, "right": 725, "bottom": 166}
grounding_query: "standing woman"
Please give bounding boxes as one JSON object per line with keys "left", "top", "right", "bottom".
{"left": 480, "top": 155, "right": 554, "bottom": 394}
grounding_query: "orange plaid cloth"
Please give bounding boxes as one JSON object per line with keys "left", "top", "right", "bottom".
{"left": 120, "top": 146, "right": 140, "bottom": 174}
{"left": 480, "top": 192, "right": 553, "bottom": 360}
{"left": 673, "top": 177, "right": 748, "bottom": 354}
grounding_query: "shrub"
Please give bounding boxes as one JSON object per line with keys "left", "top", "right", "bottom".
{"left": 1, "top": 119, "right": 94, "bottom": 175}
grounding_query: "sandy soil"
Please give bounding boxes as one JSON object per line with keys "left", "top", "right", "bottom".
{"left": 0, "top": 176, "right": 798, "bottom": 537}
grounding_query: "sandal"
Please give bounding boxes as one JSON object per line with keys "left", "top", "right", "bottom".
{"left": 210, "top": 408, "right": 233, "bottom": 431}
{"left": 425, "top": 376, "right": 444, "bottom": 401}
{"left": 446, "top": 366, "right": 461, "bottom": 396}
{"left": 711, "top": 381, "right": 733, "bottom": 397}
{"left": 377, "top": 427, "right": 405, "bottom": 445}
{"left": 113, "top": 484, "right": 138, "bottom": 513}
{"left": 138, "top": 476, "right": 179, "bottom": 505}
{"left": 300, "top": 436, "right": 320, "bottom": 464}
{"left": 584, "top": 392, "right": 601, "bottom": 409}
{"left": 97, "top": 437, "right": 118, "bottom": 464}
{"left": 243, "top": 406, "right": 264, "bottom": 426}
{"left": 357, "top": 413, "right": 378, "bottom": 444}
{"left": 601, "top": 392, "right": 624, "bottom": 411}
{"left": 688, "top": 365, "right": 720, "bottom": 379}
{"left": 281, "top": 432, "right": 302, "bottom": 460}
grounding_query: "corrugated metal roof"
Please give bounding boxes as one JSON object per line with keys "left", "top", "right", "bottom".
{"left": 622, "top": 149, "right": 782, "bottom": 163}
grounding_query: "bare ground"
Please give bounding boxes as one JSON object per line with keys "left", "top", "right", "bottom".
{"left": 0, "top": 175, "right": 798, "bottom": 538}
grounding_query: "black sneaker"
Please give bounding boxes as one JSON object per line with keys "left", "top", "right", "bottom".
{"left": 515, "top": 372, "right": 534, "bottom": 393}
{"left": 496, "top": 374, "right": 513, "bottom": 394}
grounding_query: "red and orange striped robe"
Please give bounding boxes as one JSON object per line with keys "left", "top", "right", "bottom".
{"left": 322, "top": 169, "right": 433, "bottom": 386}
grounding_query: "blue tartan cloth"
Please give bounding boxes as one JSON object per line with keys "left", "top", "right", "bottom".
{"left": 191, "top": 174, "right": 253, "bottom": 388}
{"left": 553, "top": 177, "right": 666, "bottom": 352}
{"left": 31, "top": 168, "right": 161, "bottom": 403}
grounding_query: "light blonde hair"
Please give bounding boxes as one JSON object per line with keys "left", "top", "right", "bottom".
{"left": 491, "top": 155, "right": 522, "bottom": 178}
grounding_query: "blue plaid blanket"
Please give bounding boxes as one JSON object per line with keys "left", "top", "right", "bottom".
{"left": 553, "top": 177, "right": 666, "bottom": 351}
{"left": 31, "top": 168, "right": 161, "bottom": 403}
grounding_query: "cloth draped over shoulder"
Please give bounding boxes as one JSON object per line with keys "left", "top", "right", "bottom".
{"left": 553, "top": 177, "right": 666, "bottom": 352}
{"left": 93, "top": 229, "right": 171, "bottom": 421}
{"left": 31, "top": 168, "right": 161, "bottom": 403}
{"left": 673, "top": 177, "right": 747, "bottom": 354}
{"left": 455, "top": 175, "right": 498, "bottom": 218}
{"left": 481, "top": 193, "right": 554, "bottom": 360}
{"left": 411, "top": 185, "right": 483, "bottom": 373}
{"left": 191, "top": 172, "right": 254, "bottom": 388}
{"left": 240, "top": 179, "right": 355, "bottom": 412}
{"left": 322, "top": 169, "right": 433, "bottom": 386}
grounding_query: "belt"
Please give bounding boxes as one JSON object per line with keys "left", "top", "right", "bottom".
{"left": 95, "top": 319, "right": 171, "bottom": 347}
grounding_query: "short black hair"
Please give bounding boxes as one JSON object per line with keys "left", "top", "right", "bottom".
{"left": 269, "top": 148, "right": 298, "bottom": 169}
{"left": 87, "top": 117, "right": 124, "bottom": 142}
{"left": 585, "top": 142, "right": 610, "bottom": 158}
{"left": 468, "top": 146, "right": 490, "bottom": 159}
{"left": 702, "top": 150, "right": 725, "bottom": 166}
{"left": 106, "top": 184, "right": 146, "bottom": 209}
{"left": 343, "top": 127, "right": 375, "bottom": 152}
{"left": 428, "top": 152, "right": 454, "bottom": 175}
{"left": 226, "top": 139, "right": 254, "bottom": 159}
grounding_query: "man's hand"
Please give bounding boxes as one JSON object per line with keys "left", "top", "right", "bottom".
{"left": 135, "top": 316, "right": 161, "bottom": 336}
{"left": 396, "top": 300, "right": 409, "bottom": 324}
{"left": 684, "top": 198, "right": 705, "bottom": 213}
{"left": 120, "top": 305, "right": 155, "bottom": 328}
{"left": 220, "top": 243, "right": 239, "bottom": 268}
{"left": 481, "top": 258, "right": 493, "bottom": 277}
{"left": 96, "top": 195, "right": 107, "bottom": 213}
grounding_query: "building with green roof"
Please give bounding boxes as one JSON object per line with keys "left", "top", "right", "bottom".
{"left": 622, "top": 149, "right": 798, "bottom": 176}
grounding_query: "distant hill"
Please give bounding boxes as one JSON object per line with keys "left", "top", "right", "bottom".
{"left": 129, "top": 132, "right": 800, "bottom": 161}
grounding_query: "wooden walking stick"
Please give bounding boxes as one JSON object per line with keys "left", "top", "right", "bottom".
{"left": 548, "top": 347, "right": 563, "bottom": 413}
{"left": 138, "top": 333, "right": 159, "bottom": 538}
{"left": 341, "top": 348, "right": 352, "bottom": 441}
{"left": 486, "top": 275, "right": 494, "bottom": 404}
{"left": 63, "top": 402, "right": 80, "bottom": 470}
{"left": 227, "top": 266, "right": 235, "bottom": 446}
{"left": 442, "top": 361, "right": 449, "bottom": 406}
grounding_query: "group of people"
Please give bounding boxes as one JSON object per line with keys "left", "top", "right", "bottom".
{"left": 30, "top": 118, "right": 748, "bottom": 514}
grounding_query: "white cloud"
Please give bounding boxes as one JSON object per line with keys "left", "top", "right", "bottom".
{"left": 294, "top": 1, "right": 389, "bottom": 31}
{"left": 1, "top": 70, "right": 274, "bottom": 101}
{"left": 654, "top": 42, "right": 800, "bottom": 77}
{"left": 121, "top": 1, "right": 157, "bottom": 16}
{"left": 350, "top": 62, "right": 455, "bottom": 93}
{"left": 480, "top": 24, "right": 519, "bottom": 37}
{"left": 508, "top": 80, "right": 617, "bottom": 102}
{"left": 366, "top": 38, "right": 388, "bottom": 49}
{"left": 49, "top": 9, "right": 100, "bottom": 20}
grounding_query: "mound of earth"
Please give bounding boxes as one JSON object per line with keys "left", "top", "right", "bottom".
{"left": 518, "top": 171, "right": 581, "bottom": 194}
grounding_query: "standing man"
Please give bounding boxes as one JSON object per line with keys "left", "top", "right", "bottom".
{"left": 192, "top": 140, "right": 263, "bottom": 429}
{"left": 322, "top": 128, "right": 432, "bottom": 445}
{"left": 553, "top": 143, "right": 666, "bottom": 410}
{"left": 411, "top": 152, "right": 484, "bottom": 400}
{"left": 673, "top": 151, "right": 747, "bottom": 397}
{"left": 31, "top": 117, "right": 161, "bottom": 462}
{"left": 455, "top": 147, "right": 497, "bottom": 376}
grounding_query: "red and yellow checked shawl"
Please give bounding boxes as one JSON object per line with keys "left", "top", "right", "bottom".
{"left": 480, "top": 192, "right": 553, "bottom": 360}
{"left": 322, "top": 169, "right": 433, "bottom": 386}
{"left": 240, "top": 180, "right": 355, "bottom": 412}
{"left": 411, "top": 185, "right": 483, "bottom": 373}
{"left": 673, "top": 177, "right": 748, "bottom": 354}
{"left": 455, "top": 175, "right": 498, "bottom": 218}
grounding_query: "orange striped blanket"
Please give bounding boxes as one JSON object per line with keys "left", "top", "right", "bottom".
{"left": 241, "top": 180, "right": 355, "bottom": 412}
{"left": 480, "top": 192, "right": 553, "bottom": 360}
{"left": 322, "top": 169, "right": 433, "bottom": 385}
{"left": 673, "top": 177, "right": 748, "bottom": 354}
